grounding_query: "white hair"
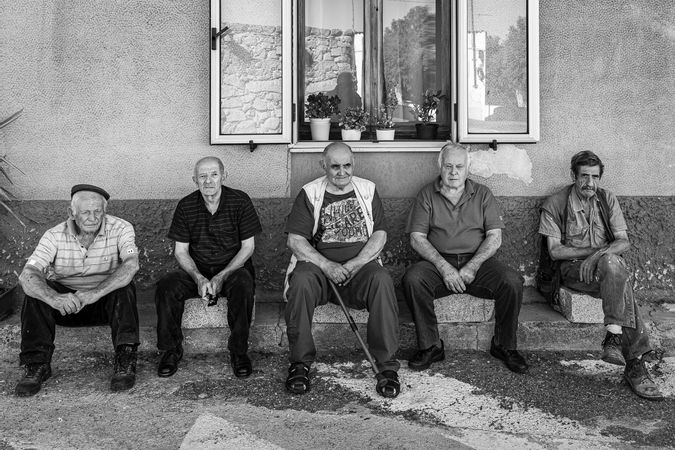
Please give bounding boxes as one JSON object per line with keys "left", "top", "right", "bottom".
{"left": 438, "top": 143, "right": 471, "bottom": 168}
{"left": 70, "top": 191, "right": 108, "bottom": 212}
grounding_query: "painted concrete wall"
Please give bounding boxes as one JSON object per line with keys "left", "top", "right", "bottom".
{"left": 0, "top": 0, "right": 673, "bottom": 201}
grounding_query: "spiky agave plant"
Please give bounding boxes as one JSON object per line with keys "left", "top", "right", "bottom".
{"left": 0, "top": 109, "right": 25, "bottom": 227}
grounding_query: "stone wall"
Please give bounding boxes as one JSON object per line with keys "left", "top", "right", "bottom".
{"left": 304, "top": 27, "right": 357, "bottom": 95}
{"left": 220, "top": 23, "right": 283, "bottom": 134}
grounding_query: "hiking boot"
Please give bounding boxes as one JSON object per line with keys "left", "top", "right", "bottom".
{"left": 15, "top": 363, "right": 52, "bottom": 397}
{"left": 408, "top": 340, "right": 445, "bottom": 371}
{"left": 111, "top": 344, "right": 137, "bottom": 392}
{"left": 490, "top": 337, "right": 529, "bottom": 374}
{"left": 601, "top": 332, "right": 625, "bottom": 366}
{"left": 624, "top": 358, "right": 663, "bottom": 401}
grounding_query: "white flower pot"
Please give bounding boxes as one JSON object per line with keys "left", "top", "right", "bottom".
{"left": 376, "top": 129, "right": 395, "bottom": 141}
{"left": 341, "top": 129, "right": 362, "bottom": 141}
{"left": 309, "top": 118, "right": 331, "bottom": 141}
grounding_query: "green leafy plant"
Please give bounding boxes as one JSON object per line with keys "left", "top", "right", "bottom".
{"left": 376, "top": 87, "right": 399, "bottom": 129}
{"left": 0, "top": 109, "right": 25, "bottom": 227}
{"left": 409, "top": 89, "right": 445, "bottom": 124}
{"left": 338, "top": 107, "right": 370, "bottom": 131}
{"left": 305, "top": 93, "right": 341, "bottom": 119}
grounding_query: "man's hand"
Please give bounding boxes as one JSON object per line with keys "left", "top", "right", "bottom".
{"left": 50, "top": 293, "right": 82, "bottom": 316}
{"left": 196, "top": 275, "right": 213, "bottom": 298}
{"left": 74, "top": 290, "right": 101, "bottom": 311}
{"left": 579, "top": 251, "right": 602, "bottom": 283}
{"left": 321, "top": 261, "right": 351, "bottom": 285}
{"left": 210, "top": 271, "right": 230, "bottom": 296}
{"left": 438, "top": 262, "right": 466, "bottom": 293}
{"left": 341, "top": 260, "right": 365, "bottom": 285}
{"left": 458, "top": 263, "right": 478, "bottom": 286}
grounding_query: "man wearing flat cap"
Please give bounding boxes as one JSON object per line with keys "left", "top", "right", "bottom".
{"left": 15, "top": 184, "right": 140, "bottom": 397}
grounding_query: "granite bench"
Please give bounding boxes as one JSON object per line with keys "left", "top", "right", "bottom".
{"left": 557, "top": 287, "right": 604, "bottom": 324}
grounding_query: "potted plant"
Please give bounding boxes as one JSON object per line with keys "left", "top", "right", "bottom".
{"left": 375, "top": 87, "right": 398, "bottom": 141}
{"left": 305, "top": 93, "right": 340, "bottom": 141}
{"left": 409, "top": 89, "right": 445, "bottom": 140}
{"left": 339, "top": 106, "right": 370, "bottom": 141}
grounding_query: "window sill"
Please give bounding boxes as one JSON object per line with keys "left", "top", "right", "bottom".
{"left": 288, "top": 140, "right": 450, "bottom": 153}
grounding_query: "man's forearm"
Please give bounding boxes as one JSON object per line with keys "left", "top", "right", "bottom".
{"left": 288, "top": 234, "right": 333, "bottom": 269}
{"left": 175, "top": 252, "right": 206, "bottom": 284}
{"left": 465, "top": 233, "right": 501, "bottom": 270}
{"left": 346, "top": 230, "right": 386, "bottom": 268}
{"left": 550, "top": 244, "right": 599, "bottom": 261}
{"left": 86, "top": 256, "right": 139, "bottom": 300}
{"left": 410, "top": 233, "right": 451, "bottom": 271}
{"left": 19, "top": 266, "right": 59, "bottom": 305}
{"left": 214, "top": 244, "right": 254, "bottom": 281}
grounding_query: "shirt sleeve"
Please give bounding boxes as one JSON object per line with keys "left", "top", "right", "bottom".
{"left": 605, "top": 191, "right": 628, "bottom": 233}
{"left": 539, "top": 209, "right": 562, "bottom": 239}
{"left": 371, "top": 189, "right": 385, "bottom": 232}
{"left": 117, "top": 222, "right": 139, "bottom": 261}
{"left": 284, "top": 190, "right": 315, "bottom": 240}
{"left": 25, "top": 230, "right": 58, "bottom": 272}
{"left": 237, "top": 194, "right": 263, "bottom": 241}
{"left": 482, "top": 189, "right": 505, "bottom": 231}
{"left": 167, "top": 200, "right": 190, "bottom": 243}
{"left": 406, "top": 187, "right": 431, "bottom": 234}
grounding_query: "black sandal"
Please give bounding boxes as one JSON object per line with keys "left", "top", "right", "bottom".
{"left": 376, "top": 370, "right": 400, "bottom": 398}
{"left": 286, "top": 363, "right": 310, "bottom": 394}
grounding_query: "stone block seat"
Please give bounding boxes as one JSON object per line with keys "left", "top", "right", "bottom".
{"left": 557, "top": 286, "right": 604, "bottom": 324}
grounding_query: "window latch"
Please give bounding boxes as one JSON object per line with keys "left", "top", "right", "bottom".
{"left": 489, "top": 140, "right": 498, "bottom": 151}
{"left": 211, "top": 27, "right": 230, "bottom": 50}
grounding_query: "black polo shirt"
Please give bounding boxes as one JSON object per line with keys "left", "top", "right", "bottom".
{"left": 406, "top": 178, "right": 504, "bottom": 254}
{"left": 168, "top": 187, "right": 262, "bottom": 271}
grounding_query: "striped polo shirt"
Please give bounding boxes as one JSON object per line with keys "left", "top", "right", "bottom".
{"left": 168, "top": 187, "right": 262, "bottom": 270}
{"left": 26, "top": 215, "right": 138, "bottom": 290}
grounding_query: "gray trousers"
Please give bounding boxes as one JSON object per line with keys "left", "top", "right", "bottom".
{"left": 561, "top": 254, "right": 651, "bottom": 360}
{"left": 284, "top": 260, "right": 400, "bottom": 372}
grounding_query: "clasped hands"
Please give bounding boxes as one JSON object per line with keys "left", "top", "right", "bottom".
{"left": 439, "top": 261, "right": 478, "bottom": 293}
{"left": 51, "top": 290, "right": 100, "bottom": 316}
{"left": 321, "top": 260, "right": 361, "bottom": 286}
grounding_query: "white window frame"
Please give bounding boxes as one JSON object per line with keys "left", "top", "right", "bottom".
{"left": 456, "top": 0, "right": 539, "bottom": 144}
{"left": 210, "top": 0, "right": 293, "bottom": 144}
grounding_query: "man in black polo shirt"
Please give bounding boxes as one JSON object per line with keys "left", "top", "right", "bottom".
{"left": 155, "top": 156, "right": 262, "bottom": 378}
{"left": 402, "top": 143, "right": 528, "bottom": 374}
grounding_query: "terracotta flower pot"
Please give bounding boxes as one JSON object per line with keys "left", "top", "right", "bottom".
{"left": 309, "top": 118, "right": 331, "bottom": 141}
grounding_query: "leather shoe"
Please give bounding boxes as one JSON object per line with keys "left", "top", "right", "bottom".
{"left": 157, "top": 346, "right": 183, "bottom": 378}
{"left": 490, "top": 337, "right": 528, "bottom": 374}
{"left": 111, "top": 344, "right": 137, "bottom": 392}
{"left": 15, "top": 363, "right": 52, "bottom": 397}
{"left": 231, "top": 353, "right": 252, "bottom": 378}
{"left": 408, "top": 340, "right": 445, "bottom": 371}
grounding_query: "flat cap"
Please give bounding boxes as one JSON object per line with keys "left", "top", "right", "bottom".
{"left": 71, "top": 184, "right": 110, "bottom": 201}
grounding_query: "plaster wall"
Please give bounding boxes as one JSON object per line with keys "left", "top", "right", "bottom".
{"left": 0, "top": 0, "right": 673, "bottom": 201}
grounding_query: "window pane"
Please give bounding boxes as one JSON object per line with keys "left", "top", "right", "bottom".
{"left": 383, "top": 0, "right": 439, "bottom": 123}
{"left": 304, "top": 0, "right": 365, "bottom": 117}
{"left": 219, "top": 0, "right": 283, "bottom": 135}
{"left": 466, "top": 0, "right": 528, "bottom": 133}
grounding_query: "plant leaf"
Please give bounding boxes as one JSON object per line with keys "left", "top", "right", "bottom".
{"left": 0, "top": 199, "right": 26, "bottom": 227}
{"left": 0, "top": 109, "right": 23, "bottom": 129}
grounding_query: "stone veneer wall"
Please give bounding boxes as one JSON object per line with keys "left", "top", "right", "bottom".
{"left": 304, "top": 27, "right": 357, "bottom": 94}
{"left": 1, "top": 197, "right": 673, "bottom": 294}
{"left": 219, "top": 23, "right": 283, "bottom": 134}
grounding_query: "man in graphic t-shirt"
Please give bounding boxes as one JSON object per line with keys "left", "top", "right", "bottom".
{"left": 283, "top": 142, "right": 400, "bottom": 398}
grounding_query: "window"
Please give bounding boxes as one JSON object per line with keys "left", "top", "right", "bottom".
{"left": 210, "top": 0, "right": 292, "bottom": 144}
{"left": 297, "top": 0, "right": 452, "bottom": 141}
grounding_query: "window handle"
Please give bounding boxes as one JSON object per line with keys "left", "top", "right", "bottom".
{"left": 211, "top": 26, "right": 230, "bottom": 51}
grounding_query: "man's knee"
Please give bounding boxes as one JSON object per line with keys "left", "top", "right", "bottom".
{"left": 228, "top": 268, "right": 255, "bottom": 295}
{"left": 498, "top": 268, "right": 524, "bottom": 294}
{"left": 597, "top": 254, "right": 629, "bottom": 280}
{"left": 288, "top": 263, "right": 322, "bottom": 294}
{"left": 402, "top": 262, "right": 427, "bottom": 289}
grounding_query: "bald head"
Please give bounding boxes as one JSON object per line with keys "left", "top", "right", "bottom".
{"left": 321, "top": 142, "right": 354, "bottom": 191}
{"left": 193, "top": 156, "right": 225, "bottom": 179}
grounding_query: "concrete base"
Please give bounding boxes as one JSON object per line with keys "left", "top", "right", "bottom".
{"left": 558, "top": 287, "right": 604, "bottom": 324}
{"left": 433, "top": 294, "right": 495, "bottom": 322}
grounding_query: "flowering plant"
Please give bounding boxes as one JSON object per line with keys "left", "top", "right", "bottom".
{"left": 305, "top": 93, "right": 340, "bottom": 119}
{"left": 409, "top": 89, "right": 445, "bottom": 124}
{"left": 376, "top": 87, "right": 398, "bottom": 129}
{"left": 338, "top": 107, "right": 370, "bottom": 131}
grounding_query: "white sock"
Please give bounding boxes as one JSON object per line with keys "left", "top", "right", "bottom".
{"left": 606, "top": 324, "right": 622, "bottom": 334}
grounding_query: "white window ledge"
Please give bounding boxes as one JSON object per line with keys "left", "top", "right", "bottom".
{"left": 288, "top": 141, "right": 451, "bottom": 153}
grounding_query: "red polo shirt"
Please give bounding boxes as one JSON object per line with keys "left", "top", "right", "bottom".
{"left": 406, "top": 178, "right": 504, "bottom": 254}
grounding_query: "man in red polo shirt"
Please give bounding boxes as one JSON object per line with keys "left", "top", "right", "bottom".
{"left": 155, "top": 157, "right": 262, "bottom": 378}
{"left": 403, "top": 143, "right": 528, "bottom": 374}
{"left": 16, "top": 184, "right": 140, "bottom": 396}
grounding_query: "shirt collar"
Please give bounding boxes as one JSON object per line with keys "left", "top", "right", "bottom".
{"left": 434, "top": 177, "right": 475, "bottom": 197}
{"left": 198, "top": 186, "right": 226, "bottom": 213}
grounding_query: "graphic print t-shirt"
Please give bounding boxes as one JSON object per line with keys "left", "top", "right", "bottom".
{"left": 285, "top": 188, "right": 385, "bottom": 264}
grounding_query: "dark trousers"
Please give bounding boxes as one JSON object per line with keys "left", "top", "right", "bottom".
{"left": 403, "top": 255, "right": 523, "bottom": 350}
{"left": 20, "top": 281, "right": 139, "bottom": 365}
{"left": 285, "top": 261, "right": 400, "bottom": 372}
{"left": 155, "top": 267, "right": 254, "bottom": 355}
{"left": 561, "top": 254, "right": 651, "bottom": 360}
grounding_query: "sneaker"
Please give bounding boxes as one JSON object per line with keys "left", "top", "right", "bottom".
{"left": 15, "top": 363, "right": 52, "bottom": 397}
{"left": 408, "top": 340, "right": 445, "bottom": 371}
{"left": 624, "top": 358, "right": 664, "bottom": 401}
{"left": 489, "top": 337, "right": 529, "bottom": 374}
{"left": 601, "top": 332, "right": 625, "bottom": 366}
{"left": 111, "top": 344, "right": 137, "bottom": 392}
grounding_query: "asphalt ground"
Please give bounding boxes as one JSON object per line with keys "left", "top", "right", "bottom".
{"left": 0, "top": 347, "right": 673, "bottom": 449}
